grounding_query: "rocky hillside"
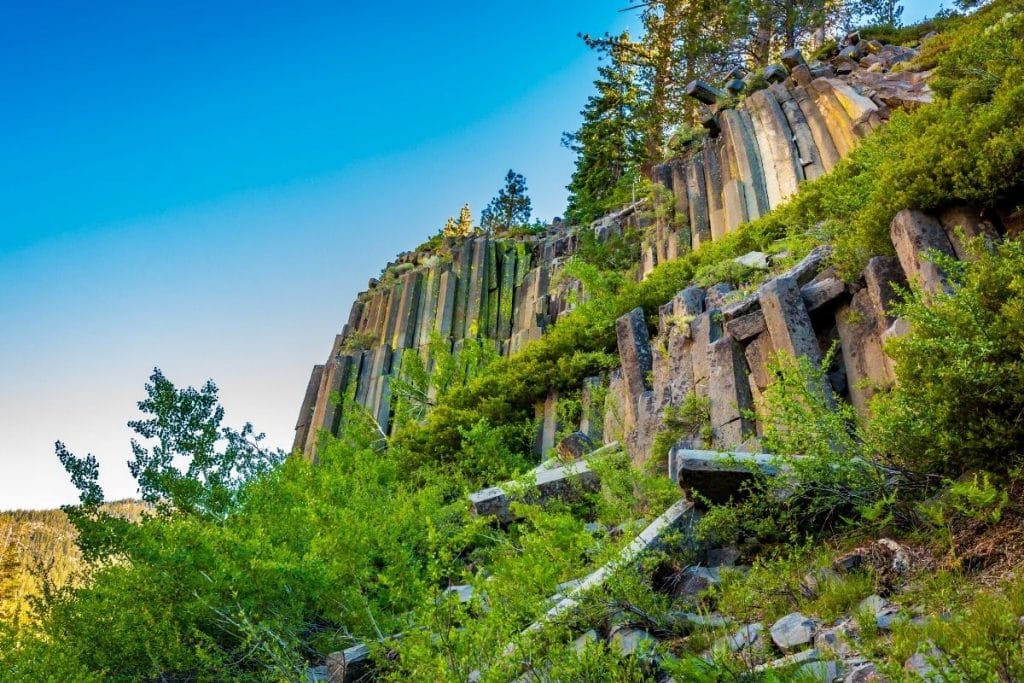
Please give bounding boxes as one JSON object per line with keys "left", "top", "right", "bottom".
{"left": 5, "top": 1, "right": 1024, "bottom": 681}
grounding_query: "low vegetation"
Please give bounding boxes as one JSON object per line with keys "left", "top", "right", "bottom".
{"left": 4, "top": 0, "right": 1024, "bottom": 680}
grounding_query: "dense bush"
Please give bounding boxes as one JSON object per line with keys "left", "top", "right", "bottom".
{"left": 870, "top": 238, "right": 1024, "bottom": 476}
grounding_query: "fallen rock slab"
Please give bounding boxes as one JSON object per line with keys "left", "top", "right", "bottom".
{"left": 668, "top": 449, "right": 788, "bottom": 504}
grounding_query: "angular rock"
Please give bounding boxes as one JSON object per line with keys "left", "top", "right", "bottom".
{"left": 801, "top": 277, "right": 846, "bottom": 312}
{"left": 725, "top": 309, "right": 766, "bottom": 342}
{"left": 675, "top": 566, "right": 720, "bottom": 599}
{"left": 764, "top": 64, "right": 788, "bottom": 83}
{"left": 573, "top": 629, "right": 599, "bottom": 653}
{"left": 781, "top": 48, "right": 807, "bottom": 70}
{"left": 735, "top": 251, "right": 770, "bottom": 269}
{"left": 904, "top": 645, "right": 943, "bottom": 680}
{"left": 715, "top": 623, "right": 764, "bottom": 653}
{"left": 890, "top": 208, "right": 957, "bottom": 296}
{"left": 938, "top": 204, "right": 1000, "bottom": 260}
{"left": 771, "top": 612, "right": 818, "bottom": 651}
{"left": 669, "top": 448, "right": 785, "bottom": 503}
{"left": 863, "top": 255, "right": 907, "bottom": 328}
{"left": 557, "top": 431, "right": 596, "bottom": 461}
{"left": 469, "top": 487, "right": 512, "bottom": 523}
{"left": 751, "top": 648, "right": 821, "bottom": 674}
{"left": 760, "top": 276, "right": 824, "bottom": 365}
{"left": 684, "top": 79, "right": 727, "bottom": 105}
{"left": 707, "top": 337, "right": 755, "bottom": 448}
{"left": 814, "top": 626, "right": 856, "bottom": 658}
{"left": 616, "top": 307, "right": 654, "bottom": 424}
{"left": 610, "top": 627, "right": 657, "bottom": 657}
{"left": 845, "top": 661, "right": 887, "bottom": 682}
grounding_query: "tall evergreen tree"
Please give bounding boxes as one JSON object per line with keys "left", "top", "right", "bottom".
{"left": 563, "top": 33, "right": 643, "bottom": 226}
{"left": 480, "top": 171, "right": 531, "bottom": 234}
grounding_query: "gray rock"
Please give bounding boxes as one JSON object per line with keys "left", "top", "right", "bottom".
{"left": 735, "top": 251, "right": 770, "bottom": 269}
{"left": 724, "top": 309, "right": 766, "bottom": 342}
{"left": 781, "top": 48, "right": 807, "bottom": 70}
{"left": 815, "top": 625, "right": 856, "bottom": 658}
{"left": 675, "top": 565, "right": 720, "bottom": 599}
{"left": 706, "top": 546, "right": 741, "bottom": 567}
{"left": 858, "top": 594, "right": 891, "bottom": 616}
{"left": 890, "top": 209, "right": 957, "bottom": 296}
{"left": 844, "top": 661, "right": 888, "bottom": 682}
{"left": 669, "top": 448, "right": 786, "bottom": 504}
{"left": 666, "top": 611, "right": 733, "bottom": 631}
{"left": 938, "top": 204, "right": 1000, "bottom": 260}
{"left": 715, "top": 623, "right": 764, "bottom": 653}
{"left": 573, "top": 629, "right": 599, "bottom": 653}
{"left": 801, "top": 277, "right": 847, "bottom": 312}
{"left": 764, "top": 64, "right": 788, "bottom": 83}
{"left": 771, "top": 612, "right": 818, "bottom": 651}
{"left": 307, "top": 666, "right": 329, "bottom": 682}
{"left": 468, "top": 486, "right": 511, "bottom": 523}
{"left": 704, "top": 283, "right": 735, "bottom": 310}
{"left": 684, "top": 79, "right": 727, "bottom": 105}
{"left": 442, "top": 584, "right": 475, "bottom": 604}
{"left": 751, "top": 648, "right": 821, "bottom": 673}
{"left": 610, "top": 627, "right": 657, "bottom": 656}
{"left": 840, "top": 45, "right": 863, "bottom": 61}
{"left": 904, "top": 644, "right": 943, "bottom": 680}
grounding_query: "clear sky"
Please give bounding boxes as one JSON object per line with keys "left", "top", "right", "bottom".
{"left": 0, "top": 1, "right": 943, "bottom": 510}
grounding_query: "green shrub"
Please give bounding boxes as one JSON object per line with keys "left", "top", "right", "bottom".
{"left": 870, "top": 237, "right": 1024, "bottom": 476}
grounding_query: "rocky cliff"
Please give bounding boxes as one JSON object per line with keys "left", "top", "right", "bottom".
{"left": 293, "top": 38, "right": 935, "bottom": 462}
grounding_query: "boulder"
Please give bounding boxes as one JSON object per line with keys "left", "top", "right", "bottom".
{"left": 735, "top": 250, "right": 770, "bottom": 269}
{"left": 684, "top": 79, "right": 727, "bottom": 105}
{"left": 468, "top": 487, "right": 512, "bottom": 523}
{"left": 844, "top": 661, "right": 888, "bottom": 682}
{"left": 609, "top": 627, "right": 657, "bottom": 657}
{"left": 938, "top": 204, "right": 1000, "bottom": 260}
{"left": 801, "top": 277, "right": 847, "bottom": 312}
{"left": 724, "top": 309, "right": 766, "bottom": 342}
{"left": 770, "top": 612, "right": 818, "bottom": 651}
{"left": 904, "top": 644, "right": 943, "bottom": 680}
{"left": 669, "top": 449, "right": 785, "bottom": 504}
{"left": 714, "top": 623, "right": 764, "bottom": 653}
{"left": 780, "top": 48, "right": 806, "bottom": 70}
{"left": 764, "top": 64, "right": 788, "bottom": 83}
{"left": 557, "top": 431, "right": 596, "bottom": 461}
{"left": 674, "top": 566, "right": 720, "bottom": 599}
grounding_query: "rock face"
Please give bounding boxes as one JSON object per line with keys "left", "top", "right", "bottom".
{"left": 294, "top": 50, "right": 962, "bottom": 469}
{"left": 644, "top": 50, "right": 928, "bottom": 279}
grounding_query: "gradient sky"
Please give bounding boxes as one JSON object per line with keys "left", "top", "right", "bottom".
{"left": 0, "top": 1, "right": 943, "bottom": 510}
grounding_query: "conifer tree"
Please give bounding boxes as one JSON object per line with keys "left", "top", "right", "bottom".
{"left": 458, "top": 203, "right": 475, "bottom": 235}
{"left": 480, "top": 171, "right": 531, "bottom": 234}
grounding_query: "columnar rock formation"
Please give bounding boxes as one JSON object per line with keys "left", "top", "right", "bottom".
{"left": 642, "top": 44, "right": 930, "bottom": 279}
{"left": 294, "top": 44, "right": 933, "bottom": 461}
{"left": 608, "top": 205, "right": 1000, "bottom": 465}
{"left": 292, "top": 208, "right": 648, "bottom": 456}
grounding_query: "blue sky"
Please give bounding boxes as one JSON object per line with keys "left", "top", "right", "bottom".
{"left": 0, "top": 1, "right": 943, "bottom": 509}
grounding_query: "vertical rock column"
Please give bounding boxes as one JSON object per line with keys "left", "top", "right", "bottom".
{"left": 615, "top": 307, "right": 654, "bottom": 463}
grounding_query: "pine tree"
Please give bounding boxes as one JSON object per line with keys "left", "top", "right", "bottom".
{"left": 480, "top": 171, "right": 531, "bottom": 234}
